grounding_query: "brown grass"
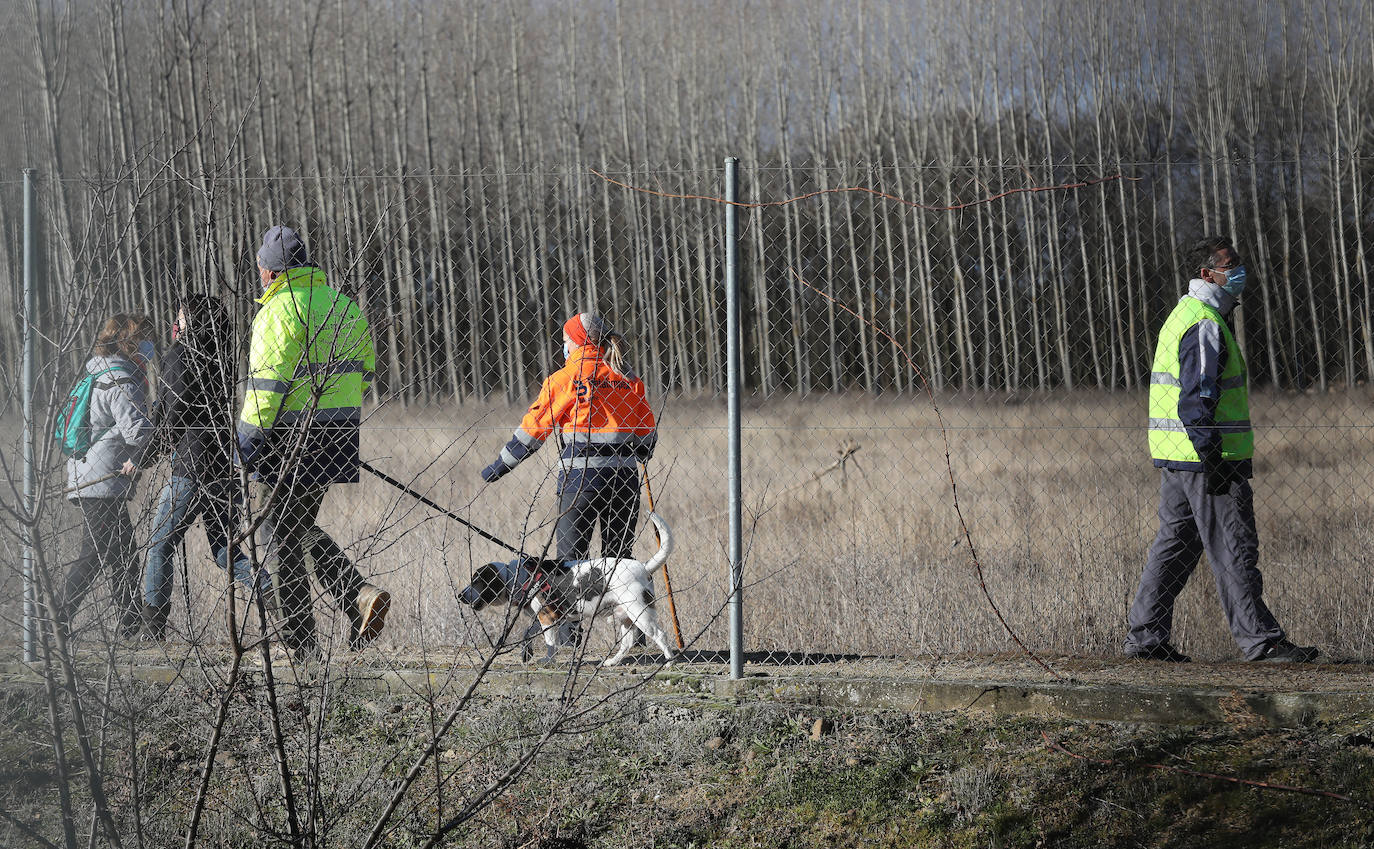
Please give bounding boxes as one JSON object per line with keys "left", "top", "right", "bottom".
{"left": 12, "top": 388, "right": 1374, "bottom": 663}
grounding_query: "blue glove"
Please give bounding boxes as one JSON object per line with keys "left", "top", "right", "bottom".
{"left": 481, "top": 460, "right": 509, "bottom": 482}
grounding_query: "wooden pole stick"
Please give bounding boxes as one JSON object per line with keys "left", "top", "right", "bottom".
{"left": 641, "top": 462, "right": 684, "bottom": 651}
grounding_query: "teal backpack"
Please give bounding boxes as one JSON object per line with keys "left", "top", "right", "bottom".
{"left": 54, "top": 366, "right": 132, "bottom": 460}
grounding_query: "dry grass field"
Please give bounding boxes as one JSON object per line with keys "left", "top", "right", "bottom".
{"left": 10, "top": 388, "right": 1374, "bottom": 663}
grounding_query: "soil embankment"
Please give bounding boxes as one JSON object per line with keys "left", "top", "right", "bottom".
{"left": 3, "top": 652, "right": 1372, "bottom": 847}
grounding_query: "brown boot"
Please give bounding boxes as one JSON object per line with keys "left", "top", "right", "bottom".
{"left": 351, "top": 584, "right": 390, "bottom": 650}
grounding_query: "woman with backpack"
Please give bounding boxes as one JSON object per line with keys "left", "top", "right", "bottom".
{"left": 58, "top": 313, "right": 157, "bottom": 636}
{"left": 133, "top": 293, "right": 271, "bottom": 640}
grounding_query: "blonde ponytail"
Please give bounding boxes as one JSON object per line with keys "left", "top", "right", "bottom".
{"left": 604, "top": 333, "right": 629, "bottom": 376}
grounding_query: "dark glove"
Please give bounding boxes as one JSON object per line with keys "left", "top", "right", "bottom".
{"left": 236, "top": 432, "right": 263, "bottom": 472}
{"left": 1203, "top": 456, "right": 1232, "bottom": 496}
{"left": 480, "top": 460, "right": 510, "bottom": 483}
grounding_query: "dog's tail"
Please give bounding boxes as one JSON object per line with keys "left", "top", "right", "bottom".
{"left": 643, "top": 511, "right": 674, "bottom": 575}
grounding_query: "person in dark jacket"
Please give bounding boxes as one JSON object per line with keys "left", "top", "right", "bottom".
{"left": 134, "top": 294, "right": 271, "bottom": 640}
{"left": 59, "top": 314, "right": 157, "bottom": 636}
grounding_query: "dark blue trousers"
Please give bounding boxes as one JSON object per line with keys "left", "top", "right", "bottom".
{"left": 555, "top": 468, "right": 641, "bottom": 561}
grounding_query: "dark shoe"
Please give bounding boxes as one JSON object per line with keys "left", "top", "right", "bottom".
{"left": 118, "top": 608, "right": 144, "bottom": 640}
{"left": 142, "top": 604, "right": 170, "bottom": 641}
{"left": 350, "top": 584, "right": 390, "bottom": 650}
{"left": 1126, "top": 642, "right": 1192, "bottom": 662}
{"left": 1252, "top": 639, "right": 1318, "bottom": 663}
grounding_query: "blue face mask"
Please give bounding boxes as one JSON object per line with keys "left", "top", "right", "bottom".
{"left": 1219, "top": 265, "right": 1247, "bottom": 299}
{"left": 563, "top": 341, "right": 573, "bottom": 361}
{"left": 137, "top": 340, "right": 156, "bottom": 364}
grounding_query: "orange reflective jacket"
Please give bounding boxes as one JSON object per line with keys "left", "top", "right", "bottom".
{"left": 487, "top": 345, "right": 656, "bottom": 478}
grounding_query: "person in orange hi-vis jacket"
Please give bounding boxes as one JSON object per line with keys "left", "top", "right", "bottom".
{"left": 480, "top": 312, "right": 656, "bottom": 562}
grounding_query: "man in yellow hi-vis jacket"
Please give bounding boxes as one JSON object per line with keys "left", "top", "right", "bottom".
{"left": 1126, "top": 235, "right": 1314, "bottom": 664}
{"left": 238, "top": 225, "right": 388, "bottom": 659}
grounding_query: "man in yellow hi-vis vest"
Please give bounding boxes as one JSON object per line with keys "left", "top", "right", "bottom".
{"left": 238, "top": 225, "right": 389, "bottom": 660}
{"left": 1126, "top": 236, "right": 1315, "bottom": 664}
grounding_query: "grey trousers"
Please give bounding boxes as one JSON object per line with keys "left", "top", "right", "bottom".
{"left": 1126, "top": 468, "right": 1284, "bottom": 660}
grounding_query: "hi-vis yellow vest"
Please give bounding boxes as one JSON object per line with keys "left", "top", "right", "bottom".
{"left": 1147, "top": 297, "right": 1253, "bottom": 463}
{"left": 238, "top": 267, "right": 374, "bottom": 437}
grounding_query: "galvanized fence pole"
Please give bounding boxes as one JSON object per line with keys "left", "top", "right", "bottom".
{"left": 725, "top": 157, "right": 743, "bottom": 679}
{"left": 22, "top": 169, "right": 38, "bottom": 663}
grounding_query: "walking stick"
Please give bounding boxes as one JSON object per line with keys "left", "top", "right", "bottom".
{"left": 361, "top": 461, "right": 527, "bottom": 556}
{"left": 641, "top": 461, "right": 684, "bottom": 651}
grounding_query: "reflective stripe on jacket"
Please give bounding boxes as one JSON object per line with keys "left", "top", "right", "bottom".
{"left": 237, "top": 266, "right": 375, "bottom": 484}
{"left": 1148, "top": 294, "right": 1252, "bottom": 468}
{"left": 491, "top": 345, "right": 656, "bottom": 478}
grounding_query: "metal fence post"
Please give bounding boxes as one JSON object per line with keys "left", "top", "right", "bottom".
{"left": 725, "top": 157, "right": 743, "bottom": 679}
{"left": 22, "top": 169, "right": 38, "bottom": 663}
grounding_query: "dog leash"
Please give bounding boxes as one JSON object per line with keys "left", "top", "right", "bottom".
{"left": 641, "top": 461, "right": 684, "bottom": 651}
{"left": 361, "top": 460, "right": 527, "bottom": 556}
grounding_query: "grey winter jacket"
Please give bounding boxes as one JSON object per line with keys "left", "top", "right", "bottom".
{"left": 65, "top": 355, "right": 154, "bottom": 501}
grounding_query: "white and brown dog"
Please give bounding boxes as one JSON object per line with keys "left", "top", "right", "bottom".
{"left": 459, "top": 512, "right": 676, "bottom": 666}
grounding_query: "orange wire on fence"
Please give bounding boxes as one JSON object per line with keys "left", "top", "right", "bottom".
{"left": 590, "top": 168, "right": 1138, "bottom": 211}
{"left": 1041, "top": 731, "right": 1359, "bottom": 804}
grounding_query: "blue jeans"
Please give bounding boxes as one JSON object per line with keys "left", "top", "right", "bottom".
{"left": 143, "top": 476, "right": 270, "bottom": 608}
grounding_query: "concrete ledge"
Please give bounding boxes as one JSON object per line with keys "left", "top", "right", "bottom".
{"left": 7, "top": 658, "right": 1373, "bottom": 727}
{"left": 720, "top": 675, "right": 1370, "bottom": 726}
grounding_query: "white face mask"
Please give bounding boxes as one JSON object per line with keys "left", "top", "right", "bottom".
{"left": 137, "top": 340, "right": 156, "bottom": 364}
{"left": 563, "top": 341, "right": 573, "bottom": 361}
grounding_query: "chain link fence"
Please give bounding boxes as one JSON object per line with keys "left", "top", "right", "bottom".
{"left": 3, "top": 159, "right": 1373, "bottom": 666}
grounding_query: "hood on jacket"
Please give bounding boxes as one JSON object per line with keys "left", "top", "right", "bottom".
{"left": 258, "top": 266, "right": 328, "bottom": 304}
{"left": 86, "top": 354, "right": 142, "bottom": 377}
{"left": 564, "top": 344, "right": 639, "bottom": 381}
{"left": 1187, "top": 277, "right": 1237, "bottom": 317}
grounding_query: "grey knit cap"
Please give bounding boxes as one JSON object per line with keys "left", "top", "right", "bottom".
{"left": 563, "top": 312, "right": 611, "bottom": 346}
{"left": 256, "top": 225, "right": 310, "bottom": 272}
